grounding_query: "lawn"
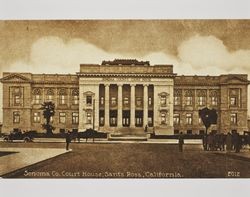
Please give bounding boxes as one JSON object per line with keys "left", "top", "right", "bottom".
{"left": 1, "top": 142, "right": 250, "bottom": 178}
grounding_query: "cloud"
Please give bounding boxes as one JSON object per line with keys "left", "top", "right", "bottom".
{"left": 1, "top": 35, "right": 250, "bottom": 122}
{"left": 5, "top": 35, "right": 250, "bottom": 76}
{"left": 177, "top": 35, "right": 250, "bottom": 73}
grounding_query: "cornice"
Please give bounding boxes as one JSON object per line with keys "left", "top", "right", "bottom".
{"left": 77, "top": 73, "right": 176, "bottom": 78}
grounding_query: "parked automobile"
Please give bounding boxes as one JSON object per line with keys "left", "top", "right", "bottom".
{"left": 72, "top": 129, "right": 107, "bottom": 142}
{"left": 2, "top": 129, "right": 36, "bottom": 142}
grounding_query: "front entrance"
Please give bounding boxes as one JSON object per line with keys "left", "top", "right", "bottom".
{"left": 135, "top": 110, "right": 143, "bottom": 127}
{"left": 122, "top": 110, "right": 130, "bottom": 127}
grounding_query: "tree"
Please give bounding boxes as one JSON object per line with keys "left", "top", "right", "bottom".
{"left": 40, "top": 101, "right": 55, "bottom": 135}
{"left": 199, "top": 107, "right": 218, "bottom": 150}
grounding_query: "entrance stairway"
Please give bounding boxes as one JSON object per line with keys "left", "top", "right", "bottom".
{"left": 108, "top": 127, "right": 148, "bottom": 141}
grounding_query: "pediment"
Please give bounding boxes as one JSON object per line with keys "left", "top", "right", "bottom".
{"left": 0, "top": 73, "right": 31, "bottom": 83}
{"left": 158, "top": 92, "right": 169, "bottom": 97}
{"left": 223, "top": 76, "right": 249, "bottom": 84}
{"left": 83, "top": 91, "right": 95, "bottom": 96}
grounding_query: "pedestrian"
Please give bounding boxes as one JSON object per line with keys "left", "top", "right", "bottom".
{"left": 232, "top": 130, "right": 237, "bottom": 150}
{"left": 144, "top": 125, "right": 148, "bottom": 133}
{"left": 219, "top": 133, "right": 225, "bottom": 151}
{"left": 207, "top": 133, "right": 212, "bottom": 151}
{"left": 178, "top": 132, "right": 184, "bottom": 152}
{"left": 202, "top": 134, "right": 207, "bottom": 151}
{"left": 226, "top": 132, "right": 232, "bottom": 151}
{"left": 65, "top": 130, "right": 71, "bottom": 151}
{"left": 235, "top": 132, "right": 241, "bottom": 153}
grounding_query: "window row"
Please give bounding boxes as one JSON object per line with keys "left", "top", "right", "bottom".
{"left": 13, "top": 111, "right": 79, "bottom": 124}
{"left": 98, "top": 96, "right": 153, "bottom": 107}
{"left": 173, "top": 113, "right": 238, "bottom": 125}
{"left": 174, "top": 96, "right": 218, "bottom": 106}
{"left": 32, "top": 95, "right": 79, "bottom": 105}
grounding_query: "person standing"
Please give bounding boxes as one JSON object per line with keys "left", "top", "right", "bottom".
{"left": 178, "top": 132, "right": 184, "bottom": 152}
{"left": 144, "top": 125, "right": 148, "bottom": 133}
{"left": 235, "top": 132, "right": 241, "bottom": 153}
{"left": 226, "top": 132, "right": 232, "bottom": 151}
{"left": 65, "top": 130, "right": 71, "bottom": 151}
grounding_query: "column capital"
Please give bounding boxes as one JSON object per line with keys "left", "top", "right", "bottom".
{"left": 143, "top": 84, "right": 149, "bottom": 87}
{"left": 130, "top": 84, "right": 136, "bottom": 87}
{"left": 104, "top": 84, "right": 110, "bottom": 87}
{"left": 117, "top": 84, "right": 123, "bottom": 87}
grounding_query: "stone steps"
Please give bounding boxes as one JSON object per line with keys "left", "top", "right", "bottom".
{"left": 108, "top": 135, "right": 148, "bottom": 141}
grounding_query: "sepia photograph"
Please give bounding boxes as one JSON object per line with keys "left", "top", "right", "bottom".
{"left": 0, "top": 20, "right": 249, "bottom": 179}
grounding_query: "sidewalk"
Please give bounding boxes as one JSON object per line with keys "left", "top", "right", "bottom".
{"left": 0, "top": 147, "right": 69, "bottom": 176}
{"left": 0, "top": 138, "right": 203, "bottom": 144}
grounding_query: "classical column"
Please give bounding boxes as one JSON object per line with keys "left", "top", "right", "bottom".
{"left": 117, "top": 84, "right": 123, "bottom": 127}
{"left": 104, "top": 84, "right": 110, "bottom": 127}
{"left": 143, "top": 84, "right": 148, "bottom": 127}
{"left": 130, "top": 84, "right": 136, "bottom": 128}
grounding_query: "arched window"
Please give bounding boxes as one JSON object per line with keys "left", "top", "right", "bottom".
{"left": 197, "top": 90, "right": 206, "bottom": 106}
{"left": 58, "top": 88, "right": 67, "bottom": 105}
{"left": 32, "top": 88, "right": 42, "bottom": 104}
{"left": 184, "top": 90, "right": 193, "bottom": 106}
{"left": 46, "top": 88, "right": 54, "bottom": 102}
{"left": 72, "top": 89, "right": 79, "bottom": 105}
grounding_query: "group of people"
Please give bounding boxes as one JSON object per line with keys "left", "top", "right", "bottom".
{"left": 203, "top": 131, "right": 245, "bottom": 152}
{"left": 178, "top": 130, "right": 249, "bottom": 153}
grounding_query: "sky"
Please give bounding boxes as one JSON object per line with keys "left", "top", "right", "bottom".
{"left": 0, "top": 20, "right": 250, "bottom": 122}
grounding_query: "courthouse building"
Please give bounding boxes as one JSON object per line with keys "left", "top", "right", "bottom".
{"left": 1, "top": 59, "right": 249, "bottom": 135}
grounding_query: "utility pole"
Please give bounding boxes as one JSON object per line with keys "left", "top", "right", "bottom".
{"left": 92, "top": 99, "right": 95, "bottom": 130}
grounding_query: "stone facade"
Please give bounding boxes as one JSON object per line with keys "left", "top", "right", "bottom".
{"left": 0, "top": 59, "right": 249, "bottom": 135}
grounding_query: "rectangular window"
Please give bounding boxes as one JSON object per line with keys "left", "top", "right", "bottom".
{"left": 59, "top": 112, "right": 66, "bottom": 124}
{"left": 161, "top": 113, "right": 166, "bottom": 124}
{"left": 86, "top": 96, "right": 92, "bottom": 105}
{"left": 100, "top": 117, "right": 104, "bottom": 126}
{"left": 33, "top": 112, "right": 41, "bottom": 123}
{"left": 186, "top": 96, "right": 192, "bottom": 105}
{"left": 13, "top": 87, "right": 22, "bottom": 106}
{"left": 187, "top": 130, "right": 192, "bottom": 134}
{"left": 100, "top": 97, "right": 104, "bottom": 105}
{"left": 148, "top": 117, "right": 153, "bottom": 125}
{"left": 123, "top": 97, "right": 129, "bottom": 105}
{"left": 111, "top": 97, "right": 117, "bottom": 106}
{"left": 173, "top": 113, "right": 180, "bottom": 125}
{"left": 230, "top": 113, "right": 237, "bottom": 125}
{"left": 199, "top": 130, "right": 205, "bottom": 135}
{"left": 186, "top": 113, "right": 192, "bottom": 125}
{"left": 72, "top": 112, "right": 79, "bottom": 124}
{"left": 198, "top": 96, "right": 206, "bottom": 106}
{"left": 87, "top": 113, "right": 92, "bottom": 124}
{"left": 136, "top": 97, "right": 142, "bottom": 106}
{"left": 47, "top": 95, "right": 53, "bottom": 102}
{"left": 160, "top": 96, "right": 167, "bottom": 106}
{"left": 110, "top": 117, "right": 117, "bottom": 126}
{"left": 174, "top": 130, "right": 180, "bottom": 135}
{"left": 13, "top": 111, "right": 20, "bottom": 123}
{"left": 148, "top": 97, "right": 152, "bottom": 106}
{"left": 174, "top": 96, "right": 181, "bottom": 105}
{"left": 34, "top": 95, "right": 41, "bottom": 104}
{"left": 198, "top": 117, "right": 202, "bottom": 124}
{"left": 136, "top": 118, "right": 142, "bottom": 125}
{"left": 14, "top": 95, "right": 21, "bottom": 105}
{"left": 211, "top": 96, "right": 218, "bottom": 106}
{"left": 59, "top": 95, "right": 66, "bottom": 105}
{"left": 73, "top": 95, "right": 79, "bottom": 105}
{"left": 230, "top": 97, "right": 237, "bottom": 106}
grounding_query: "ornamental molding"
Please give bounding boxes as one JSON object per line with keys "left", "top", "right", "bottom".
{"left": 0, "top": 73, "right": 32, "bottom": 83}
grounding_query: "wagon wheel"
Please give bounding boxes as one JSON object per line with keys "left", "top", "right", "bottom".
{"left": 23, "top": 137, "right": 31, "bottom": 143}
{"left": 3, "top": 137, "right": 9, "bottom": 142}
